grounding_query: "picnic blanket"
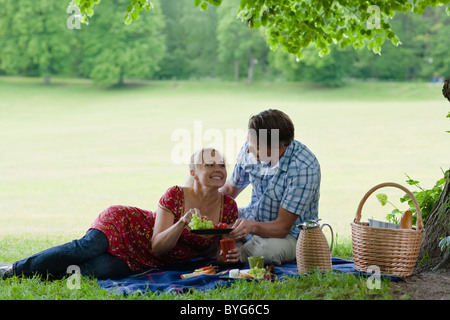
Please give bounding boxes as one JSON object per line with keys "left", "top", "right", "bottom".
{"left": 98, "top": 257, "right": 403, "bottom": 295}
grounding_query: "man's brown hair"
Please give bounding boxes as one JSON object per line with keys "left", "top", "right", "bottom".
{"left": 248, "top": 109, "right": 295, "bottom": 147}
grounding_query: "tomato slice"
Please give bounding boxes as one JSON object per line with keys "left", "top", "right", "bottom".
{"left": 195, "top": 266, "right": 213, "bottom": 272}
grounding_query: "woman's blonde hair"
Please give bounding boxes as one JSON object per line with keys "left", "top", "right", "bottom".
{"left": 185, "top": 147, "right": 226, "bottom": 187}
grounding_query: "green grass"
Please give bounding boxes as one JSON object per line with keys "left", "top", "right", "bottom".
{"left": 0, "top": 76, "right": 448, "bottom": 300}
{"left": 0, "top": 238, "right": 394, "bottom": 300}
{"left": 0, "top": 271, "right": 394, "bottom": 300}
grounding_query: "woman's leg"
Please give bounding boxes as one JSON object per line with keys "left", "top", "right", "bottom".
{"left": 12, "top": 229, "right": 109, "bottom": 279}
{"left": 80, "top": 253, "right": 134, "bottom": 279}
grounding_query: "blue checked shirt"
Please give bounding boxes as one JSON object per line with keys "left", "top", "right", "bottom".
{"left": 229, "top": 140, "right": 321, "bottom": 239}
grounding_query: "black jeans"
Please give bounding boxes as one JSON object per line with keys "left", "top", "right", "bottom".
{"left": 13, "top": 229, "right": 134, "bottom": 279}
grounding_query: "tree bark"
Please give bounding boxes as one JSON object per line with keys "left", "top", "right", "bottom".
{"left": 418, "top": 168, "right": 450, "bottom": 269}
{"left": 234, "top": 60, "right": 239, "bottom": 81}
{"left": 118, "top": 70, "right": 125, "bottom": 86}
{"left": 247, "top": 50, "right": 254, "bottom": 83}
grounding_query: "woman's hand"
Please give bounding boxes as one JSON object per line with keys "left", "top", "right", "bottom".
{"left": 219, "top": 247, "right": 240, "bottom": 264}
{"left": 179, "top": 208, "right": 200, "bottom": 227}
{"left": 152, "top": 207, "right": 200, "bottom": 256}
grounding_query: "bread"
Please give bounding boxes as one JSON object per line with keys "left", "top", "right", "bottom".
{"left": 399, "top": 210, "right": 413, "bottom": 229}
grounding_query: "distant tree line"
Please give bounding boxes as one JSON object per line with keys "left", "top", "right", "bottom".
{"left": 0, "top": 0, "right": 448, "bottom": 87}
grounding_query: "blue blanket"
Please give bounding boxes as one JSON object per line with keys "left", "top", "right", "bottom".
{"left": 98, "top": 257, "right": 402, "bottom": 295}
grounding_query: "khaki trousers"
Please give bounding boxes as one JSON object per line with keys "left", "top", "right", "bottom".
{"left": 238, "top": 234, "right": 297, "bottom": 265}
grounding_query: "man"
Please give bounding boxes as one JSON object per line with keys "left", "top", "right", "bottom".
{"left": 220, "top": 109, "right": 321, "bottom": 265}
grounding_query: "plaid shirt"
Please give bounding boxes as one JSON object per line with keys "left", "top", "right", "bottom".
{"left": 229, "top": 140, "right": 321, "bottom": 239}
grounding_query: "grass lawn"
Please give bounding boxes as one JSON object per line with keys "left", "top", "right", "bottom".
{"left": 0, "top": 76, "right": 448, "bottom": 300}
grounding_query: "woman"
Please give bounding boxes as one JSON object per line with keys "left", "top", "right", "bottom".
{"left": 0, "top": 148, "right": 239, "bottom": 280}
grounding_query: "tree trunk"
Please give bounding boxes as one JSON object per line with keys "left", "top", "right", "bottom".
{"left": 247, "top": 50, "right": 254, "bottom": 83}
{"left": 118, "top": 70, "right": 125, "bottom": 86}
{"left": 234, "top": 60, "right": 239, "bottom": 81}
{"left": 418, "top": 168, "right": 450, "bottom": 270}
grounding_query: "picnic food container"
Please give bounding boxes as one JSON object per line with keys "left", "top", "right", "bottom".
{"left": 351, "top": 182, "right": 424, "bottom": 277}
{"left": 296, "top": 219, "right": 334, "bottom": 274}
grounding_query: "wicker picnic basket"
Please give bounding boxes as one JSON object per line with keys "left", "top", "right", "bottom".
{"left": 351, "top": 182, "right": 424, "bottom": 277}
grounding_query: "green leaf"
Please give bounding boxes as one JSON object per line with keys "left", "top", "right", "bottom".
{"left": 144, "top": 2, "right": 153, "bottom": 10}
{"left": 194, "top": 0, "right": 201, "bottom": 7}
{"left": 406, "top": 178, "right": 420, "bottom": 186}
{"left": 399, "top": 193, "right": 411, "bottom": 203}
{"left": 318, "top": 46, "right": 330, "bottom": 57}
{"left": 352, "top": 39, "right": 365, "bottom": 49}
{"left": 124, "top": 14, "right": 132, "bottom": 25}
{"left": 372, "top": 44, "right": 381, "bottom": 55}
{"left": 376, "top": 193, "right": 388, "bottom": 206}
{"left": 200, "top": 2, "right": 208, "bottom": 11}
{"left": 375, "top": 36, "right": 385, "bottom": 46}
{"left": 131, "top": 11, "right": 139, "bottom": 21}
{"left": 269, "top": 41, "right": 278, "bottom": 51}
{"left": 391, "top": 35, "right": 402, "bottom": 46}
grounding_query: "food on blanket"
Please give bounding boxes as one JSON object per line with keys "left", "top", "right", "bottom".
{"left": 265, "top": 265, "right": 276, "bottom": 280}
{"left": 233, "top": 265, "right": 275, "bottom": 280}
{"left": 195, "top": 266, "right": 217, "bottom": 274}
{"left": 247, "top": 266, "right": 266, "bottom": 279}
{"left": 180, "top": 265, "right": 217, "bottom": 279}
{"left": 229, "top": 269, "right": 240, "bottom": 278}
{"left": 188, "top": 213, "right": 214, "bottom": 230}
{"left": 400, "top": 210, "right": 412, "bottom": 229}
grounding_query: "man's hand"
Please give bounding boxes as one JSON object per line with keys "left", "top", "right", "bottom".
{"left": 230, "top": 207, "right": 299, "bottom": 239}
{"left": 229, "top": 219, "right": 255, "bottom": 240}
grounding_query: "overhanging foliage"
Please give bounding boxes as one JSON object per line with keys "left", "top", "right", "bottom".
{"left": 69, "top": 0, "right": 450, "bottom": 58}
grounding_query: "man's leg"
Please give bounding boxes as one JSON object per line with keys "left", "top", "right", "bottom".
{"left": 240, "top": 234, "right": 297, "bottom": 265}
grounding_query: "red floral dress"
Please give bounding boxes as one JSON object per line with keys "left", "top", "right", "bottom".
{"left": 89, "top": 185, "right": 238, "bottom": 271}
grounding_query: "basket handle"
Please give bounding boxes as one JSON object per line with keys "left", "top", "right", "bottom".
{"left": 354, "top": 182, "right": 424, "bottom": 230}
{"left": 320, "top": 223, "right": 334, "bottom": 253}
